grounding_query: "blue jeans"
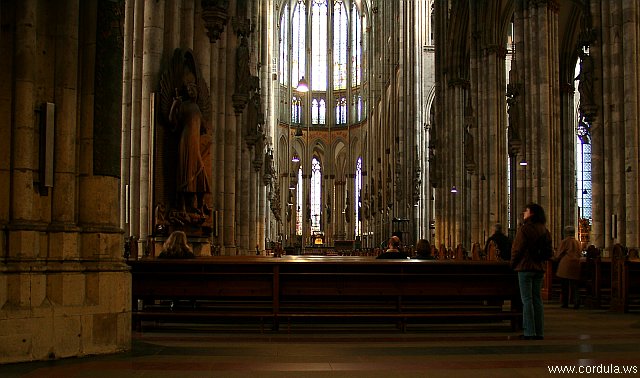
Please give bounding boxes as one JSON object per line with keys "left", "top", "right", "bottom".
{"left": 518, "top": 271, "right": 544, "bottom": 337}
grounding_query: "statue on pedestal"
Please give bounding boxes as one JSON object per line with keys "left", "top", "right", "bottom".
{"left": 159, "top": 48, "right": 212, "bottom": 234}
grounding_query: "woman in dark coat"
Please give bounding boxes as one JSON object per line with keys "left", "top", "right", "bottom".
{"left": 511, "top": 203, "right": 552, "bottom": 340}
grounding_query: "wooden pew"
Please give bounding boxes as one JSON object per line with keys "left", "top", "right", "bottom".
{"left": 471, "top": 242, "right": 482, "bottom": 261}
{"left": 581, "top": 246, "right": 611, "bottom": 308}
{"left": 610, "top": 244, "right": 640, "bottom": 312}
{"left": 486, "top": 240, "right": 497, "bottom": 261}
{"left": 129, "top": 257, "right": 522, "bottom": 332}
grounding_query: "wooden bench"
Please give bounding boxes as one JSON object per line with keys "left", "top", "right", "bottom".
{"left": 128, "top": 256, "right": 522, "bottom": 331}
{"left": 610, "top": 244, "right": 640, "bottom": 312}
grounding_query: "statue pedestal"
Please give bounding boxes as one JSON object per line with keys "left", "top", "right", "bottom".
{"left": 153, "top": 236, "right": 212, "bottom": 257}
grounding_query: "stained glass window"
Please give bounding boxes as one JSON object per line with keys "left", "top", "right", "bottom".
{"left": 292, "top": 1, "right": 306, "bottom": 89}
{"left": 292, "top": 96, "right": 302, "bottom": 123}
{"left": 333, "top": 0, "right": 347, "bottom": 90}
{"left": 296, "top": 166, "right": 303, "bottom": 235}
{"left": 355, "top": 157, "right": 362, "bottom": 236}
{"left": 312, "top": 98, "right": 326, "bottom": 125}
{"left": 311, "top": 157, "right": 322, "bottom": 232}
{"left": 336, "top": 97, "right": 347, "bottom": 124}
{"left": 279, "top": 3, "right": 289, "bottom": 86}
{"left": 311, "top": 0, "right": 327, "bottom": 91}
{"left": 351, "top": 2, "right": 361, "bottom": 87}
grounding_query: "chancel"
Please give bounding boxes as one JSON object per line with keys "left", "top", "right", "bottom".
{"left": 1, "top": 0, "right": 640, "bottom": 375}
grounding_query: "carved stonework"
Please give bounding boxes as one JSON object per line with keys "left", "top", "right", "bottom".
{"left": 252, "top": 130, "right": 265, "bottom": 172}
{"left": 270, "top": 181, "right": 282, "bottom": 222}
{"left": 201, "top": 0, "right": 229, "bottom": 43}
{"left": 233, "top": 17, "right": 251, "bottom": 38}
{"left": 263, "top": 148, "right": 275, "bottom": 186}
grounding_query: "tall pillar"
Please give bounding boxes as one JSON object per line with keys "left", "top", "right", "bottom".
{"left": 140, "top": 0, "right": 165, "bottom": 244}
{"left": 129, "top": 0, "right": 144, "bottom": 243}
{"left": 516, "top": 0, "right": 561, "bottom": 239}
{"left": 120, "top": 0, "right": 135, "bottom": 235}
{"left": 223, "top": 30, "right": 238, "bottom": 254}
{"left": 51, "top": 0, "right": 79, "bottom": 235}
{"left": 8, "top": 0, "right": 38, "bottom": 260}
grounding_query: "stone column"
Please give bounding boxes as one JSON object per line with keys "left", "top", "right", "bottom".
{"left": 560, "top": 83, "right": 577, "bottom": 234}
{"left": 335, "top": 180, "right": 346, "bottom": 240}
{"left": 51, "top": 0, "right": 79, "bottom": 237}
{"left": 164, "top": 0, "right": 180, "bottom": 53}
{"left": 238, "top": 123, "right": 250, "bottom": 254}
{"left": 0, "top": 0, "right": 12, "bottom": 246}
{"left": 79, "top": 0, "right": 125, "bottom": 259}
{"left": 516, "top": 0, "right": 561, "bottom": 239}
{"left": 129, "top": 0, "right": 144, "bottom": 244}
{"left": 120, "top": 0, "right": 134, "bottom": 235}
{"left": 223, "top": 31, "right": 238, "bottom": 254}
{"left": 620, "top": 1, "right": 639, "bottom": 248}
{"left": 140, "top": 0, "right": 164, "bottom": 245}
{"left": 8, "top": 0, "right": 38, "bottom": 260}
{"left": 181, "top": 0, "right": 195, "bottom": 49}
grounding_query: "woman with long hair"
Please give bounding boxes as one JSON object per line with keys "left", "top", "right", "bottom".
{"left": 158, "top": 231, "right": 195, "bottom": 258}
{"left": 511, "top": 202, "right": 552, "bottom": 340}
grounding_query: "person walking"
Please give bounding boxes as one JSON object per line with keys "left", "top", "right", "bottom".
{"left": 511, "top": 203, "right": 552, "bottom": 340}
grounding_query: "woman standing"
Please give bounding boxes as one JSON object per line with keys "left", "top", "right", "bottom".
{"left": 511, "top": 203, "right": 552, "bottom": 340}
{"left": 555, "top": 226, "right": 582, "bottom": 309}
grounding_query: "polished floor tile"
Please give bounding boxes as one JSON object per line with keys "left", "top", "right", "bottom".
{"left": 1, "top": 303, "right": 639, "bottom": 377}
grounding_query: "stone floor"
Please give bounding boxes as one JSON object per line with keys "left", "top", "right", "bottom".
{"left": 1, "top": 303, "right": 639, "bottom": 377}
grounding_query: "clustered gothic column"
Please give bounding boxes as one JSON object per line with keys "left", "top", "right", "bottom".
{"left": 513, "top": 0, "right": 562, "bottom": 240}
{"left": 590, "top": 1, "right": 640, "bottom": 249}
{"left": 2, "top": 0, "right": 130, "bottom": 363}
{"left": 468, "top": 3, "right": 510, "bottom": 247}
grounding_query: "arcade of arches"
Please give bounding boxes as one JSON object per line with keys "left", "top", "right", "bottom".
{"left": 0, "top": 0, "right": 639, "bottom": 364}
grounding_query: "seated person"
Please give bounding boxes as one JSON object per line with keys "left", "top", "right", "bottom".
{"left": 376, "top": 236, "right": 410, "bottom": 259}
{"left": 158, "top": 230, "right": 195, "bottom": 258}
{"left": 413, "top": 239, "right": 435, "bottom": 260}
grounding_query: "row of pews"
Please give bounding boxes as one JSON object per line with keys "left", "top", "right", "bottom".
{"left": 129, "top": 256, "right": 522, "bottom": 332}
{"left": 542, "top": 244, "right": 640, "bottom": 312}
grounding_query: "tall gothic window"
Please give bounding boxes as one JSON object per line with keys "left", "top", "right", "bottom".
{"left": 334, "top": 0, "right": 347, "bottom": 90}
{"left": 311, "top": 98, "right": 327, "bottom": 125}
{"left": 350, "top": 1, "right": 361, "bottom": 87}
{"left": 291, "top": 1, "right": 306, "bottom": 89}
{"left": 278, "top": 0, "right": 365, "bottom": 127}
{"left": 311, "top": 157, "right": 322, "bottom": 232}
{"left": 355, "top": 157, "right": 362, "bottom": 236}
{"left": 336, "top": 97, "right": 347, "bottom": 124}
{"left": 292, "top": 96, "right": 302, "bottom": 123}
{"left": 575, "top": 59, "right": 592, "bottom": 245}
{"left": 296, "top": 166, "right": 303, "bottom": 235}
{"left": 279, "top": 3, "right": 289, "bottom": 86}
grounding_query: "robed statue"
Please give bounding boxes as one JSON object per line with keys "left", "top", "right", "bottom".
{"left": 159, "top": 48, "right": 212, "bottom": 232}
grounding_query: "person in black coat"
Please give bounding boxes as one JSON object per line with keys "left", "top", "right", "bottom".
{"left": 484, "top": 223, "right": 512, "bottom": 261}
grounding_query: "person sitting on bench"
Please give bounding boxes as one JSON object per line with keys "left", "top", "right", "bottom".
{"left": 158, "top": 231, "right": 195, "bottom": 258}
{"left": 377, "top": 236, "right": 410, "bottom": 259}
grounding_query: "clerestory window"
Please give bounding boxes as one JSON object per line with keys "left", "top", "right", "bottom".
{"left": 278, "top": 0, "right": 365, "bottom": 127}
